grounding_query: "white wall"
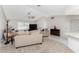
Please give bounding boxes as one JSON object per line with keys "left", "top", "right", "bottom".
{"left": 36, "top": 16, "right": 49, "bottom": 29}
{"left": 36, "top": 16, "right": 70, "bottom": 37}
{"left": 0, "top": 6, "right": 6, "bottom": 41}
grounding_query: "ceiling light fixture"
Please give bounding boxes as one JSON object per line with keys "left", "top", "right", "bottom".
{"left": 27, "top": 12, "right": 35, "bottom": 19}
{"left": 51, "top": 17, "right": 54, "bottom": 19}
{"left": 36, "top": 5, "right": 41, "bottom": 7}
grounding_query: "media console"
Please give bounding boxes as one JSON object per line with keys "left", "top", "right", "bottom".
{"left": 50, "top": 29, "right": 60, "bottom": 36}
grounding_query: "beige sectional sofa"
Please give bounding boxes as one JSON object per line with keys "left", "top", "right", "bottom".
{"left": 14, "top": 30, "right": 43, "bottom": 48}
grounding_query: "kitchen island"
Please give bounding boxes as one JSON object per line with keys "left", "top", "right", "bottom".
{"left": 65, "top": 32, "right": 79, "bottom": 53}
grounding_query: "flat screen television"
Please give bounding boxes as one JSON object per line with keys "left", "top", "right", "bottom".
{"left": 29, "top": 24, "right": 37, "bottom": 31}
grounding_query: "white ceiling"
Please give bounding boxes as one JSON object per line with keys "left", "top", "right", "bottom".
{"left": 66, "top": 5, "right": 79, "bottom": 15}
{"left": 2, "top": 5, "right": 70, "bottom": 20}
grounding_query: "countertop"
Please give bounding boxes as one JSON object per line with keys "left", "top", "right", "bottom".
{"left": 65, "top": 32, "right": 79, "bottom": 39}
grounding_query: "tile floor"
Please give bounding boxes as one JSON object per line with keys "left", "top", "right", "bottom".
{"left": 0, "top": 36, "right": 73, "bottom": 53}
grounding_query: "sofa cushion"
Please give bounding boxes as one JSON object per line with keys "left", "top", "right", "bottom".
{"left": 30, "top": 30, "right": 41, "bottom": 34}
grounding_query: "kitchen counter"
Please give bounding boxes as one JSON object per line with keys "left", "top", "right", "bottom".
{"left": 65, "top": 32, "right": 79, "bottom": 39}
{"left": 65, "top": 32, "right": 79, "bottom": 53}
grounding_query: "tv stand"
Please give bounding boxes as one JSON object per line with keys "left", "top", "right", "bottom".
{"left": 50, "top": 29, "right": 60, "bottom": 36}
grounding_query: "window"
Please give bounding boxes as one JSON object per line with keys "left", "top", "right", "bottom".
{"left": 17, "top": 21, "right": 29, "bottom": 31}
